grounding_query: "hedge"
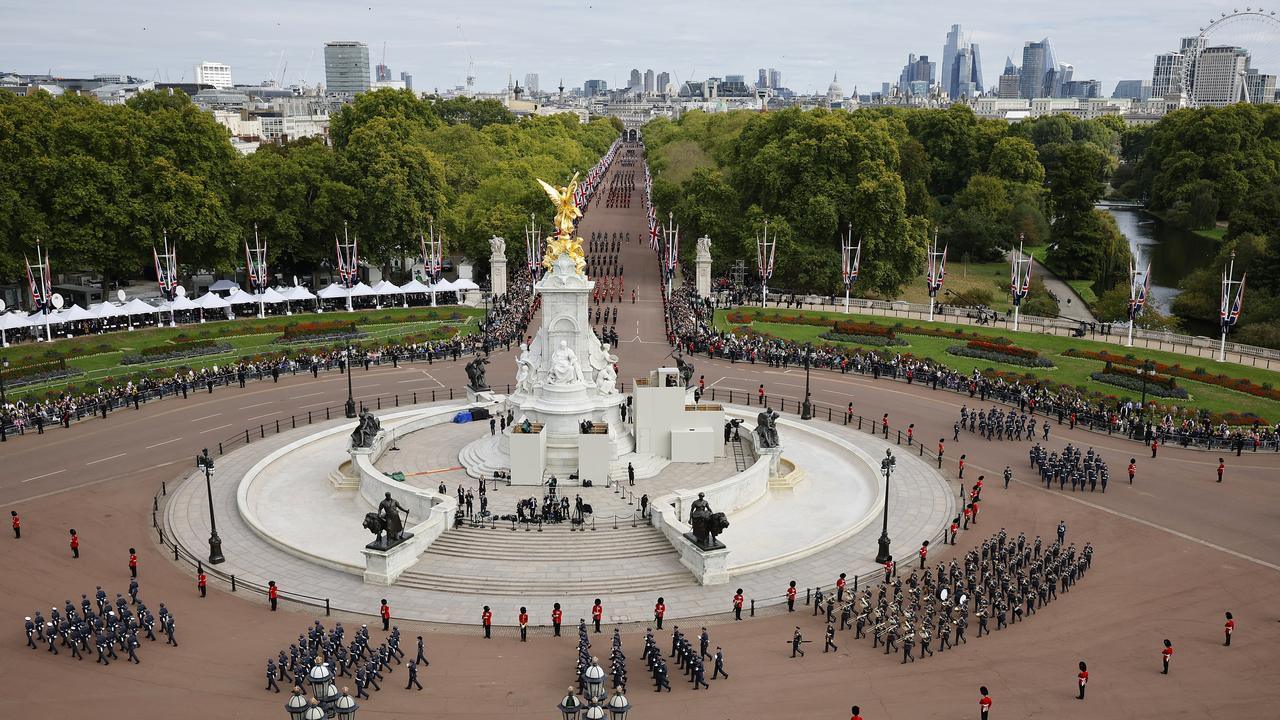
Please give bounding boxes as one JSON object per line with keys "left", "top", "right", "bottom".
{"left": 121, "top": 339, "right": 233, "bottom": 365}
{"left": 946, "top": 342, "right": 1054, "bottom": 368}
{"left": 819, "top": 332, "right": 908, "bottom": 347}
{"left": 1089, "top": 371, "right": 1189, "bottom": 399}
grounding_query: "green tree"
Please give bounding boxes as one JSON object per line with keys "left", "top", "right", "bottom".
{"left": 948, "top": 175, "right": 1013, "bottom": 260}
{"left": 329, "top": 89, "right": 441, "bottom": 149}
{"left": 987, "top": 136, "right": 1045, "bottom": 185}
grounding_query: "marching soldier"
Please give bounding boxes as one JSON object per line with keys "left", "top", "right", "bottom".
{"left": 712, "top": 647, "right": 728, "bottom": 679}
{"left": 405, "top": 659, "right": 423, "bottom": 691}
{"left": 415, "top": 636, "right": 429, "bottom": 666}
{"left": 824, "top": 623, "right": 838, "bottom": 653}
{"left": 791, "top": 627, "right": 806, "bottom": 658}
{"left": 1161, "top": 639, "right": 1173, "bottom": 674}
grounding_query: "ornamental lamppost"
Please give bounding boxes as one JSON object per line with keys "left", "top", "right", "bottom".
{"left": 801, "top": 343, "right": 815, "bottom": 420}
{"left": 874, "top": 449, "right": 896, "bottom": 564}
{"left": 285, "top": 687, "right": 308, "bottom": 720}
{"left": 195, "top": 448, "right": 225, "bottom": 564}
{"left": 606, "top": 687, "right": 631, "bottom": 719}
{"left": 344, "top": 341, "right": 357, "bottom": 419}
{"left": 333, "top": 688, "right": 358, "bottom": 720}
{"left": 1138, "top": 359, "right": 1156, "bottom": 411}
{"left": 558, "top": 687, "right": 583, "bottom": 720}
{"left": 583, "top": 658, "right": 607, "bottom": 703}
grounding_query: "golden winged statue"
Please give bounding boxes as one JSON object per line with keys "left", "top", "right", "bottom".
{"left": 537, "top": 174, "right": 586, "bottom": 276}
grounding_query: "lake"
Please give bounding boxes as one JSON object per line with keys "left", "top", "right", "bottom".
{"left": 1104, "top": 207, "right": 1220, "bottom": 315}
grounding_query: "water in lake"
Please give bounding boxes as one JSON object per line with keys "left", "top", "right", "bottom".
{"left": 1104, "top": 207, "right": 1220, "bottom": 315}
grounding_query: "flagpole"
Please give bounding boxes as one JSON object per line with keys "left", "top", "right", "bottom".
{"left": 39, "top": 242, "right": 52, "bottom": 342}
{"left": 1126, "top": 260, "right": 1136, "bottom": 348}
{"left": 1220, "top": 251, "right": 1235, "bottom": 363}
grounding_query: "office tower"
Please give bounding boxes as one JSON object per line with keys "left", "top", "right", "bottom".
{"left": 1062, "top": 79, "right": 1101, "bottom": 98}
{"left": 644, "top": 68, "right": 655, "bottom": 94}
{"left": 525, "top": 73, "right": 539, "bottom": 94}
{"left": 997, "top": 57, "right": 1020, "bottom": 98}
{"left": 194, "top": 62, "right": 232, "bottom": 89}
{"left": 324, "top": 41, "right": 371, "bottom": 95}
{"left": 1112, "top": 79, "right": 1151, "bottom": 100}
{"left": 400, "top": 71, "right": 414, "bottom": 91}
{"left": 952, "top": 47, "right": 982, "bottom": 98}
{"left": 657, "top": 71, "right": 671, "bottom": 95}
{"left": 942, "top": 24, "right": 964, "bottom": 99}
{"left": 1192, "top": 46, "right": 1249, "bottom": 106}
{"left": 768, "top": 68, "right": 781, "bottom": 90}
{"left": 1243, "top": 68, "right": 1277, "bottom": 104}
{"left": 899, "top": 54, "right": 936, "bottom": 93}
{"left": 584, "top": 79, "right": 608, "bottom": 96}
{"left": 758, "top": 68, "right": 768, "bottom": 87}
{"left": 375, "top": 63, "right": 391, "bottom": 82}
{"left": 629, "top": 68, "right": 642, "bottom": 91}
{"left": 1019, "top": 39, "right": 1054, "bottom": 99}
{"left": 1151, "top": 36, "right": 1206, "bottom": 98}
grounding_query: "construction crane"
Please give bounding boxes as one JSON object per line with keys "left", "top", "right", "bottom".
{"left": 456, "top": 23, "right": 475, "bottom": 95}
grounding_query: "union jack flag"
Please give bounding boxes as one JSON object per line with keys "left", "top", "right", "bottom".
{"left": 1221, "top": 272, "right": 1245, "bottom": 330}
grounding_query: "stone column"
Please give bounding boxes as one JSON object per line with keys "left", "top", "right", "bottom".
{"left": 695, "top": 235, "right": 713, "bottom": 298}
{"left": 489, "top": 236, "right": 508, "bottom": 298}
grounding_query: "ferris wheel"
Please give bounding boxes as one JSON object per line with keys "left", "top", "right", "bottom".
{"left": 1182, "top": 8, "right": 1280, "bottom": 107}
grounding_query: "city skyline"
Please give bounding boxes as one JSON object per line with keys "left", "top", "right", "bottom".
{"left": 0, "top": 1, "right": 1241, "bottom": 95}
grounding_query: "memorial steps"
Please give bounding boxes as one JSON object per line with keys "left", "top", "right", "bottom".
{"left": 397, "top": 524, "right": 695, "bottom": 595}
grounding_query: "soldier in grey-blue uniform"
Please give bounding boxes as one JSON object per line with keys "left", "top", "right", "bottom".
{"left": 405, "top": 659, "right": 422, "bottom": 690}
{"left": 266, "top": 659, "right": 281, "bottom": 692}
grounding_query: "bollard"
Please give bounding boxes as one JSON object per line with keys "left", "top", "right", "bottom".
{"left": 218, "top": 442, "right": 224, "bottom": 455}
{"left": 325, "top": 599, "right": 331, "bottom": 616}
{"left": 245, "top": 429, "right": 251, "bottom": 444}
{"left": 613, "top": 516, "right": 618, "bottom": 530}
{"left": 750, "top": 599, "right": 756, "bottom": 617}
{"left": 276, "top": 419, "right": 280, "bottom": 433}
{"left": 152, "top": 511, "right": 157, "bottom": 528}
{"left": 632, "top": 513, "right": 637, "bottom": 527}
{"left": 231, "top": 575, "right": 236, "bottom": 592}
{"left": 805, "top": 588, "right": 811, "bottom": 605}
{"left": 326, "top": 407, "right": 330, "bottom": 420}
{"left": 153, "top": 496, "right": 159, "bottom": 512}
{"left": 162, "top": 481, "right": 167, "bottom": 496}
{"left": 897, "top": 430, "right": 902, "bottom": 445}
{"left": 450, "top": 388, "right": 454, "bottom": 400}
{"left": 827, "top": 407, "right": 831, "bottom": 421}
{"left": 395, "top": 394, "right": 399, "bottom": 407}
{"left": 853, "top": 575, "right": 858, "bottom": 592}
{"left": 413, "top": 392, "right": 417, "bottom": 404}
{"left": 173, "top": 545, "right": 179, "bottom": 560}
{"left": 158, "top": 528, "right": 165, "bottom": 545}
{"left": 260, "top": 424, "right": 265, "bottom": 439}
{"left": 859, "top": 417, "right": 863, "bottom": 430}
{"left": 377, "top": 397, "right": 381, "bottom": 410}
{"left": 432, "top": 390, "right": 436, "bottom": 402}
{"left": 919, "top": 443, "right": 924, "bottom": 456}
{"left": 291, "top": 416, "right": 296, "bottom": 429}
{"left": 198, "top": 560, "right": 203, "bottom": 573}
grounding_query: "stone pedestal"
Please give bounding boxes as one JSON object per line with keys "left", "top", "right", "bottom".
{"left": 694, "top": 235, "right": 712, "bottom": 298}
{"left": 363, "top": 540, "right": 420, "bottom": 585}
{"left": 756, "top": 445, "right": 784, "bottom": 479}
{"left": 675, "top": 540, "right": 730, "bottom": 586}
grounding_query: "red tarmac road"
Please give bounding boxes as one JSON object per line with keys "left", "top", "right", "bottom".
{"left": 1, "top": 159, "right": 1278, "bottom": 718}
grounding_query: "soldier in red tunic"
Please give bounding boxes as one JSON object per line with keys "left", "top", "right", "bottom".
{"left": 481, "top": 605, "right": 492, "bottom": 639}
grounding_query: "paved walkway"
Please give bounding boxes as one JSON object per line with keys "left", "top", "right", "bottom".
{"left": 1030, "top": 256, "right": 1097, "bottom": 323}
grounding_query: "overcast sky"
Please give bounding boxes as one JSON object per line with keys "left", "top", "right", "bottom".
{"left": 0, "top": 1, "right": 1252, "bottom": 95}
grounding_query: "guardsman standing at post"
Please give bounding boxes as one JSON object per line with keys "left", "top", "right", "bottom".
{"left": 197, "top": 571, "right": 206, "bottom": 598}
{"left": 69, "top": 529, "right": 79, "bottom": 558}
{"left": 592, "top": 599, "right": 604, "bottom": 633}
{"left": 129, "top": 548, "right": 138, "bottom": 578}
{"left": 919, "top": 541, "right": 929, "bottom": 569}
{"left": 786, "top": 581, "right": 797, "bottom": 612}
{"left": 268, "top": 581, "right": 278, "bottom": 611}
{"left": 380, "top": 599, "right": 391, "bottom": 631}
{"left": 980, "top": 686, "right": 992, "bottom": 720}
{"left": 654, "top": 597, "right": 666, "bottom": 629}
{"left": 1077, "top": 661, "right": 1088, "bottom": 700}
{"left": 482, "top": 606, "right": 492, "bottom": 639}
{"left": 1217, "top": 458, "right": 1225, "bottom": 483}
{"left": 1161, "top": 639, "right": 1173, "bottom": 674}
{"left": 518, "top": 607, "right": 528, "bottom": 642}
{"left": 1224, "top": 612, "right": 1235, "bottom": 646}
{"left": 10, "top": 511, "right": 19, "bottom": 539}
{"left": 552, "top": 603, "right": 563, "bottom": 637}
{"left": 836, "top": 573, "right": 847, "bottom": 602}
{"left": 732, "top": 589, "right": 744, "bottom": 621}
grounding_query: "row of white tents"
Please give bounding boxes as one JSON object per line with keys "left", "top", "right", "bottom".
{"left": 0, "top": 278, "right": 481, "bottom": 345}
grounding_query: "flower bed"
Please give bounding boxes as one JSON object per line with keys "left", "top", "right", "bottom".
{"left": 4, "top": 359, "right": 82, "bottom": 388}
{"left": 276, "top": 321, "right": 365, "bottom": 344}
{"left": 121, "top": 339, "right": 232, "bottom": 365}
{"left": 1063, "top": 348, "right": 1280, "bottom": 401}
{"left": 819, "top": 331, "right": 908, "bottom": 347}
{"left": 1089, "top": 369, "right": 1189, "bottom": 399}
{"left": 724, "top": 310, "right": 833, "bottom": 327}
{"left": 946, "top": 340, "right": 1054, "bottom": 368}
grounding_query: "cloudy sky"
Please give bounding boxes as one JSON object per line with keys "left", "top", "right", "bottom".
{"left": 1, "top": 1, "right": 1256, "bottom": 95}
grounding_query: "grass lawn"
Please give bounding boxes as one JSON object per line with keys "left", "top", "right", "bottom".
{"left": 1066, "top": 280, "right": 1098, "bottom": 306}
{"left": 716, "top": 308, "right": 1280, "bottom": 420}
{"left": 892, "top": 260, "right": 1015, "bottom": 311}
{"left": 1193, "top": 227, "right": 1227, "bottom": 241}
{"left": 6, "top": 307, "right": 482, "bottom": 400}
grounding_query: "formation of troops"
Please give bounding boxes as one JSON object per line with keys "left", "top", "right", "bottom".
{"left": 640, "top": 624, "right": 727, "bottom": 692}
{"left": 1031, "top": 442, "right": 1115, "bottom": 492}
{"left": 956, "top": 405, "right": 1051, "bottom": 443}
{"left": 599, "top": 170, "right": 636, "bottom": 208}
{"left": 795, "top": 527, "right": 1095, "bottom": 665}
{"left": 265, "top": 619, "right": 426, "bottom": 700}
{"left": 24, "top": 584, "right": 176, "bottom": 665}
{"left": 586, "top": 231, "right": 626, "bottom": 342}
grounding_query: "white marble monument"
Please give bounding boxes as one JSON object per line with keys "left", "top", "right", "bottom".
{"left": 695, "top": 235, "right": 712, "bottom": 298}
{"left": 489, "top": 235, "right": 507, "bottom": 297}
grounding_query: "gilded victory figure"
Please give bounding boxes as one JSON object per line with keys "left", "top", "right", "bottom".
{"left": 537, "top": 174, "right": 587, "bottom": 276}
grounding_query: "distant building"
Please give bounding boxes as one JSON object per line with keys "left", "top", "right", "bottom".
{"left": 941, "top": 25, "right": 964, "bottom": 99}
{"left": 584, "top": 79, "right": 608, "bottom": 96}
{"left": 324, "top": 41, "right": 371, "bottom": 95}
{"left": 899, "top": 53, "right": 936, "bottom": 94}
{"left": 1243, "top": 68, "right": 1278, "bottom": 104}
{"left": 1112, "top": 80, "right": 1151, "bottom": 101}
{"left": 1019, "top": 39, "right": 1054, "bottom": 99}
{"left": 628, "top": 68, "right": 642, "bottom": 92}
{"left": 657, "top": 72, "right": 671, "bottom": 95}
{"left": 1062, "top": 79, "right": 1101, "bottom": 98}
{"left": 757, "top": 68, "right": 768, "bottom": 87}
{"left": 827, "top": 73, "right": 845, "bottom": 108}
{"left": 642, "top": 69, "right": 654, "bottom": 94}
{"left": 525, "top": 73, "right": 539, "bottom": 95}
{"left": 400, "top": 71, "right": 414, "bottom": 91}
{"left": 768, "top": 68, "right": 781, "bottom": 90}
{"left": 194, "top": 62, "right": 232, "bottom": 89}
{"left": 375, "top": 63, "right": 391, "bottom": 82}
{"left": 951, "top": 47, "right": 981, "bottom": 99}
{"left": 1192, "top": 46, "right": 1249, "bottom": 106}
{"left": 1151, "top": 36, "right": 1205, "bottom": 100}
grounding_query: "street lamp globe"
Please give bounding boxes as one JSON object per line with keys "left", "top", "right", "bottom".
{"left": 557, "top": 687, "right": 583, "bottom": 720}
{"left": 333, "top": 688, "right": 358, "bottom": 720}
{"left": 319, "top": 680, "right": 340, "bottom": 716}
{"left": 582, "top": 658, "right": 607, "bottom": 702}
{"left": 583, "top": 700, "right": 606, "bottom": 720}
{"left": 285, "top": 687, "right": 308, "bottom": 720}
{"left": 307, "top": 658, "right": 332, "bottom": 698}
{"left": 606, "top": 687, "right": 631, "bottom": 719}
{"left": 302, "top": 698, "right": 325, "bottom": 720}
